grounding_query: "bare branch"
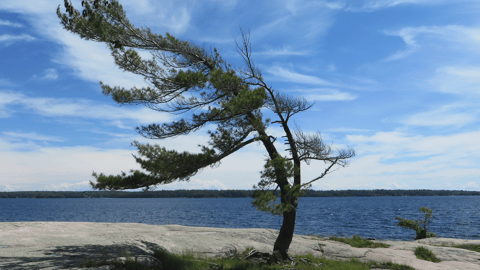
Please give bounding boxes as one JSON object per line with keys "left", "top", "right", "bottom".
{"left": 301, "top": 158, "right": 338, "bottom": 188}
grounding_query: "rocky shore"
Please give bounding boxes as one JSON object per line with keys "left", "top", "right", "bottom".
{"left": 0, "top": 222, "right": 479, "bottom": 269}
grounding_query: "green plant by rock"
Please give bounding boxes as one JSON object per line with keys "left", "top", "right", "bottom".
{"left": 414, "top": 246, "right": 441, "bottom": 262}
{"left": 396, "top": 207, "right": 437, "bottom": 240}
{"left": 328, "top": 235, "right": 390, "bottom": 248}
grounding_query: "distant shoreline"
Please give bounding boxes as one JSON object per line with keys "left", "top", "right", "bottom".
{"left": 1, "top": 189, "right": 479, "bottom": 198}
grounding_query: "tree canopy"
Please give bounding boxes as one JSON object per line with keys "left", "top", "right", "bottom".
{"left": 57, "top": 0, "right": 354, "bottom": 260}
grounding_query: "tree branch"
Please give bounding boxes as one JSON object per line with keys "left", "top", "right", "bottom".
{"left": 301, "top": 158, "right": 338, "bottom": 188}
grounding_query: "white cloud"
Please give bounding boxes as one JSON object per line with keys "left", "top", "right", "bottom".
{"left": 246, "top": 0, "right": 336, "bottom": 43}
{"left": 0, "top": 91, "right": 23, "bottom": 118}
{"left": 35, "top": 68, "right": 59, "bottom": 80}
{"left": 285, "top": 0, "right": 344, "bottom": 15}
{"left": 0, "top": 0, "right": 191, "bottom": 92}
{"left": 1, "top": 0, "right": 479, "bottom": 193}
{"left": 347, "top": 130, "right": 480, "bottom": 158}
{"left": 327, "top": 127, "right": 370, "bottom": 132}
{"left": 383, "top": 25, "right": 480, "bottom": 61}
{"left": 428, "top": 66, "right": 480, "bottom": 96}
{"left": 254, "top": 46, "right": 309, "bottom": 56}
{"left": 383, "top": 28, "right": 422, "bottom": 61}
{"left": 0, "top": 130, "right": 269, "bottom": 191}
{"left": 209, "top": 0, "right": 238, "bottom": 10}
{"left": 0, "top": 90, "right": 175, "bottom": 126}
{"left": 50, "top": 32, "right": 151, "bottom": 90}
{"left": 348, "top": 131, "right": 412, "bottom": 145}
{"left": 0, "top": 78, "right": 15, "bottom": 87}
{"left": 0, "top": 34, "right": 36, "bottom": 46}
{"left": 307, "top": 130, "right": 480, "bottom": 190}
{"left": 43, "top": 68, "right": 58, "bottom": 80}
{"left": 2, "top": 131, "right": 64, "bottom": 142}
{"left": 265, "top": 66, "right": 375, "bottom": 92}
{"left": 324, "top": 1, "right": 345, "bottom": 9}
{"left": 118, "top": 0, "right": 192, "bottom": 35}
{"left": 266, "top": 66, "right": 339, "bottom": 86}
{"left": 358, "top": 0, "right": 432, "bottom": 10}
{"left": 346, "top": 0, "right": 477, "bottom": 11}
{"left": 400, "top": 103, "right": 478, "bottom": 127}
{"left": 0, "top": 0, "right": 193, "bottom": 35}
{"left": 302, "top": 88, "right": 357, "bottom": 101}
{"left": 0, "top": 19, "right": 23, "bottom": 27}
{"left": 155, "top": 178, "right": 229, "bottom": 190}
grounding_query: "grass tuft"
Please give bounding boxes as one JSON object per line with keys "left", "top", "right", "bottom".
{"left": 438, "top": 242, "right": 480, "bottom": 253}
{"left": 328, "top": 235, "right": 390, "bottom": 248}
{"left": 414, "top": 246, "right": 441, "bottom": 263}
{"left": 78, "top": 242, "right": 413, "bottom": 270}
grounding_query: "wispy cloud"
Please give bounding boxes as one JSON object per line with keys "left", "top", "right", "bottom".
{"left": 357, "top": 0, "right": 433, "bottom": 10}
{"left": 400, "top": 103, "right": 478, "bottom": 127}
{"left": 347, "top": 130, "right": 480, "bottom": 158}
{"left": 0, "top": 78, "right": 15, "bottom": 87}
{"left": 383, "top": 25, "right": 480, "bottom": 61}
{"left": 265, "top": 66, "right": 373, "bottom": 93}
{"left": 0, "top": 19, "right": 23, "bottom": 27}
{"left": 327, "top": 64, "right": 336, "bottom": 72}
{"left": 246, "top": 0, "right": 337, "bottom": 43}
{"left": 253, "top": 46, "right": 309, "bottom": 56}
{"left": 2, "top": 131, "right": 64, "bottom": 142}
{"left": 33, "top": 68, "right": 59, "bottom": 80}
{"left": 285, "top": 0, "right": 344, "bottom": 15}
{"left": 382, "top": 28, "right": 420, "bottom": 61}
{"left": 327, "top": 127, "right": 370, "bottom": 132}
{"left": 153, "top": 178, "right": 228, "bottom": 190}
{"left": 317, "top": 130, "right": 480, "bottom": 190}
{"left": 0, "top": 129, "right": 267, "bottom": 191}
{"left": 43, "top": 68, "right": 59, "bottom": 80}
{"left": 0, "top": 91, "right": 175, "bottom": 126}
{"left": 302, "top": 88, "right": 357, "bottom": 101}
{"left": 428, "top": 66, "right": 480, "bottom": 96}
{"left": 345, "top": 0, "right": 476, "bottom": 12}
{"left": 266, "top": 66, "right": 339, "bottom": 86}
{"left": 119, "top": 0, "right": 192, "bottom": 35}
{"left": 0, "top": 34, "right": 35, "bottom": 46}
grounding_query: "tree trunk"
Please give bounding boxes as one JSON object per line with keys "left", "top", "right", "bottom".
{"left": 272, "top": 196, "right": 298, "bottom": 261}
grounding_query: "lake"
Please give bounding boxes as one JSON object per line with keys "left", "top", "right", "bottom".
{"left": 1, "top": 196, "right": 478, "bottom": 241}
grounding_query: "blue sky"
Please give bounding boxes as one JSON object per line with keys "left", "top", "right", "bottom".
{"left": 1, "top": 0, "right": 479, "bottom": 192}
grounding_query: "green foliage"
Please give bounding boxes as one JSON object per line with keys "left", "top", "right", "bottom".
{"left": 173, "top": 70, "right": 209, "bottom": 88}
{"left": 90, "top": 140, "right": 219, "bottom": 191}
{"left": 396, "top": 207, "right": 437, "bottom": 240}
{"left": 452, "top": 244, "right": 480, "bottom": 253}
{"left": 414, "top": 246, "right": 441, "bottom": 262}
{"left": 251, "top": 154, "right": 305, "bottom": 215}
{"left": 79, "top": 245, "right": 414, "bottom": 270}
{"left": 260, "top": 154, "right": 298, "bottom": 182}
{"left": 438, "top": 243, "right": 480, "bottom": 253}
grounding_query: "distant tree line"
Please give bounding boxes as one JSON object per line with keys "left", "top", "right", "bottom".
{"left": 0, "top": 189, "right": 479, "bottom": 199}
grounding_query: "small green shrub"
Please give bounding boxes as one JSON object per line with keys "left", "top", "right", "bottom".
{"left": 396, "top": 206, "right": 437, "bottom": 240}
{"left": 414, "top": 246, "right": 441, "bottom": 262}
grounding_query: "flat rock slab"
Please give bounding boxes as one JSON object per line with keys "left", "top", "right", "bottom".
{"left": 0, "top": 222, "right": 478, "bottom": 270}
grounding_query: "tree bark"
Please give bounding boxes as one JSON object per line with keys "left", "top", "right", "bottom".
{"left": 272, "top": 194, "right": 298, "bottom": 261}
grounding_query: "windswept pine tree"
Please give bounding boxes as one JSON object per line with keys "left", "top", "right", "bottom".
{"left": 57, "top": 0, "right": 355, "bottom": 261}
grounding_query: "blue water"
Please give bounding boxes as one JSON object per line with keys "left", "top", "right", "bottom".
{"left": 1, "top": 196, "right": 478, "bottom": 241}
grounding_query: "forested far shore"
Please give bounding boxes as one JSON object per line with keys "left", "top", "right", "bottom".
{"left": 0, "top": 189, "right": 479, "bottom": 198}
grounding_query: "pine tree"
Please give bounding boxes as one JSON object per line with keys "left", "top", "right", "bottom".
{"left": 57, "top": 0, "right": 355, "bottom": 261}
